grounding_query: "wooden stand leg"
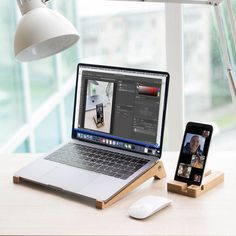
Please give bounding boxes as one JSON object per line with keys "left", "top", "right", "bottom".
{"left": 154, "top": 161, "right": 166, "bottom": 180}
{"left": 13, "top": 176, "right": 22, "bottom": 184}
{"left": 167, "top": 170, "right": 224, "bottom": 198}
{"left": 96, "top": 161, "right": 166, "bottom": 209}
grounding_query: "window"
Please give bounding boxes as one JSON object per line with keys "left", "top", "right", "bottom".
{"left": 28, "top": 58, "right": 57, "bottom": 112}
{"left": 35, "top": 107, "right": 62, "bottom": 153}
{"left": 0, "top": 0, "right": 78, "bottom": 153}
{"left": 183, "top": 4, "right": 236, "bottom": 150}
{"left": 78, "top": 1, "right": 166, "bottom": 71}
{"left": 0, "top": 0, "right": 166, "bottom": 153}
{"left": 3, "top": 1, "right": 233, "bottom": 153}
{"left": 54, "top": 0, "right": 78, "bottom": 82}
{"left": 0, "top": 2, "right": 25, "bottom": 146}
{"left": 65, "top": 90, "right": 75, "bottom": 138}
{"left": 15, "top": 139, "right": 30, "bottom": 153}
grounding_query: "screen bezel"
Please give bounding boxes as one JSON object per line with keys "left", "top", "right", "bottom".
{"left": 71, "top": 63, "right": 170, "bottom": 158}
{"left": 174, "top": 122, "right": 213, "bottom": 186}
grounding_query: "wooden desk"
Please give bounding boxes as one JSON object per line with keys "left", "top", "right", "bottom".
{"left": 0, "top": 152, "right": 235, "bottom": 235}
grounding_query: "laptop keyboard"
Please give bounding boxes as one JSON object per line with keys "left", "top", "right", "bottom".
{"left": 45, "top": 143, "right": 149, "bottom": 180}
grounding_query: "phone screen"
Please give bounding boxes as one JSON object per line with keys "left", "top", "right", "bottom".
{"left": 174, "top": 122, "right": 213, "bottom": 186}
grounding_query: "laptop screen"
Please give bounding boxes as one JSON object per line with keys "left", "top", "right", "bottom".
{"left": 72, "top": 64, "right": 169, "bottom": 157}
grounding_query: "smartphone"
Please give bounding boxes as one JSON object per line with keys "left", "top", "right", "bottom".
{"left": 174, "top": 122, "right": 213, "bottom": 186}
{"left": 96, "top": 103, "right": 104, "bottom": 124}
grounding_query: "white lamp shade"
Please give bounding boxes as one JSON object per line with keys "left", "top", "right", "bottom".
{"left": 14, "top": 7, "right": 79, "bottom": 62}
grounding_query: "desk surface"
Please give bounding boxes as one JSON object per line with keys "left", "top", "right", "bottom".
{"left": 0, "top": 151, "right": 235, "bottom": 235}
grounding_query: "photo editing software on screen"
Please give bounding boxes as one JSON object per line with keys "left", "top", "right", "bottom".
{"left": 74, "top": 65, "right": 168, "bottom": 156}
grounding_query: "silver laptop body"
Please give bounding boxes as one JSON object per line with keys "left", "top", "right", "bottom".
{"left": 15, "top": 64, "right": 169, "bottom": 202}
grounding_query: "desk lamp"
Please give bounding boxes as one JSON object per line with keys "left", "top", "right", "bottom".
{"left": 113, "top": 0, "right": 236, "bottom": 105}
{"left": 14, "top": 0, "right": 79, "bottom": 62}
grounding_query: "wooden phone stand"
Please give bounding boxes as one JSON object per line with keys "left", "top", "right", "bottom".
{"left": 13, "top": 161, "right": 166, "bottom": 209}
{"left": 167, "top": 169, "right": 224, "bottom": 197}
{"left": 93, "top": 116, "right": 104, "bottom": 128}
{"left": 96, "top": 161, "right": 166, "bottom": 209}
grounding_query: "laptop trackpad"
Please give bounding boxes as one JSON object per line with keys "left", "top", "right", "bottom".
{"left": 39, "top": 165, "right": 99, "bottom": 191}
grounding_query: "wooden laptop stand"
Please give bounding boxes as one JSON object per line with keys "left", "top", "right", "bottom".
{"left": 96, "top": 161, "right": 166, "bottom": 209}
{"left": 167, "top": 169, "right": 224, "bottom": 197}
{"left": 13, "top": 161, "right": 166, "bottom": 209}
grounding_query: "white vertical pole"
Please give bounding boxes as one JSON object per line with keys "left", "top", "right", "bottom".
{"left": 15, "top": 0, "right": 36, "bottom": 152}
{"left": 165, "top": 3, "right": 184, "bottom": 150}
{"left": 51, "top": 0, "right": 67, "bottom": 143}
{"left": 21, "top": 63, "right": 36, "bottom": 152}
{"left": 75, "top": 0, "right": 82, "bottom": 60}
{"left": 55, "top": 54, "right": 67, "bottom": 143}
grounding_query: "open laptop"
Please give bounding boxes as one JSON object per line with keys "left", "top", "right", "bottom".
{"left": 15, "top": 64, "right": 169, "bottom": 202}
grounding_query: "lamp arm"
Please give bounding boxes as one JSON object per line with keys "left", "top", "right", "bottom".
{"left": 228, "top": 70, "right": 236, "bottom": 101}
{"left": 118, "top": 0, "right": 226, "bottom": 5}
{"left": 225, "top": 0, "right": 236, "bottom": 101}
{"left": 214, "top": 4, "right": 236, "bottom": 104}
{"left": 226, "top": 0, "right": 236, "bottom": 55}
{"left": 17, "top": 0, "right": 55, "bottom": 15}
{"left": 119, "top": 0, "right": 209, "bottom": 4}
{"left": 17, "top": 0, "right": 46, "bottom": 15}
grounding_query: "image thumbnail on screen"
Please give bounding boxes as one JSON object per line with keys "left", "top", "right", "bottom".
{"left": 177, "top": 164, "right": 192, "bottom": 179}
{"left": 84, "top": 80, "right": 114, "bottom": 134}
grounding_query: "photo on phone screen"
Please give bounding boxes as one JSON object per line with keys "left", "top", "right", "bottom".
{"left": 174, "top": 122, "right": 213, "bottom": 186}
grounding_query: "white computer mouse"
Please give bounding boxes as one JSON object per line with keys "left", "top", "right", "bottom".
{"left": 128, "top": 195, "right": 172, "bottom": 219}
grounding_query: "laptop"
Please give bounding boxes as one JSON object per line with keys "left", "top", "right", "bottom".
{"left": 15, "top": 64, "right": 169, "bottom": 202}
